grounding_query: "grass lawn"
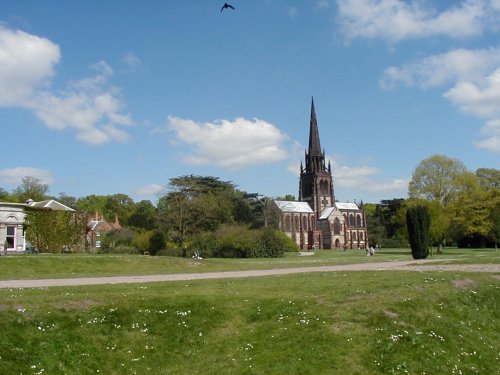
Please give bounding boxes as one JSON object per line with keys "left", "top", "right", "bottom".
{"left": 0, "top": 269, "right": 498, "bottom": 374}
{"left": 0, "top": 248, "right": 498, "bottom": 280}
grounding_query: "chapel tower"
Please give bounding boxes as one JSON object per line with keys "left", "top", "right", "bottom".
{"left": 299, "top": 98, "right": 335, "bottom": 218}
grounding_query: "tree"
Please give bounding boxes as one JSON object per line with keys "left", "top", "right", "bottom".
{"left": 104, "top": 193, "right": 135, "bottom": 225}
{"left": 406, "top": 205, "right": 430, "bottom": 259}
{"left": 408, "top": 154, "right": 467, "bottom": 206}
{"left": 449, "top": 172, "right": 493, "bottom": 247}
{"left": 12, "top": 176, "right": 49, "bottom": 202}
{"left": 76, "top": 195, "right": 108, "bottom": 217}
{"left": 408, "top": 155, "right": 471, "bottom": 249}
{"left": 157, "top": 175, "right": 237, "bottom": 244}
{"left": 129, "top": 200, "right": 156, "bottom": 230}
{"left": 25, "top": 208, "right": 86, "bottom": 253}
{"left": 363, "top": 203, "right": 387, "bottom": 247}
{"left": 476, "top": 168, "right": 500, "bottom": 189}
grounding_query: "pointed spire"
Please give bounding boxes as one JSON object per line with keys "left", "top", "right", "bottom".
{"left": 308, "top": 97, "right": 322, "bottom": 156}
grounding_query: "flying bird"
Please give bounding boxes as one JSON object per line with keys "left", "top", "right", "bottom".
{"left": 221, "top": 3, "right": 235, "bottom": 12}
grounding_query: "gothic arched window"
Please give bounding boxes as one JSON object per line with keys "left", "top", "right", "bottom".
{"left": 302, "top": 216, "right": 307, "bottom": 230}
{"left": 349, "top": 214, "right": 355, "bottom": 227}
{"left": 356, "top": 214, "right": 362, "bottom": 227}
{"left": 285, "top": 216, "right": 291, "bottom": 231}
{"left": 333, "top": 218, "right": 341, "bottom": 235}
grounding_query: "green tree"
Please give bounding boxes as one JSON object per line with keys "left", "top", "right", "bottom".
{"left": 104, "top": 193, "right": 135, "bottom": 224}
{"left": 363, "top": 203, "right": 387, "bottom": 247}
{"left": 76, "top": 195, "right": 108, "bottom": 217}
{"left": 0, "top": 187, "right": 11, "bottom": 201}
{"left": 129, "top": 200, "right": 156, "bottom": 230}
{"left": 449, "top": 172, "right": 493, "bottom": 246}
{"left": 25, "top": 208, "right": 86, "bottom": 253}
{"left": 157, "top": 175, "right": 237, "bottom": 244}
{"left": 408, "top": 154, "right": 467, "bottom": 206}
{"left": 476, "top": 168, "right": 500, "bottom": 189}
{"left": 408, "top": 155, "right": 471, "bottom": 249}
{"left": 406, "top": 205, "right": 430, "bottom": 259}
{"left": 12, "top": 176, "right": 49, "bottom": 202}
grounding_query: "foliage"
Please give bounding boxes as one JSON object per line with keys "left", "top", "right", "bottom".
{"left": 12, "top": 176, "right": 49, "bottom": 202}
{"left": 148, "top": 229, "right": 167, "bottom": 255}
{"left": 408, "top": 154, "right": 467, "bottom": 206}
{"left": 100, "top": 228, "right": 137, "bottom": 253}
{"left": 406, "top": 205, "right": 430, "bottom": 259}
{"left": 247, "top": 228, "right": 293, "bottom": 258}
{"left": 157, "top": 175, "right": 257, "bottom": 244}
{"left": 25, "top": 208, "right": 86, "bottom": 253}
{"left": 188, "top": 225, "right": 296, "bottom": 259}
{"left": 364, "top": 201, "right": 407, "bottom": 248}
{"left": 128, "top": 200, "right": 156, "bottom": 230}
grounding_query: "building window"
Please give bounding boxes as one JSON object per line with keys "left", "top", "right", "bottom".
{"left": 356, "top": 214, "right": 362, "bottom": 227}
{"left": 294, "top": 216, "right": 299, "bottom": 231}
{"left": 333, "top": 218, "right": 341, "bottom": 235}
{"left": 6, "top": 226, "right": 15, "bottom": 249}
{"left": 353, "top": 231, "right": 357, "bottom": 240}
{"left": 360, "top": 231, "right": 364, "bottom": 240}
{"left": 285, "top": 216, "right": 291, "bottom": 231}
{"left": 302, "top": 216, "right": 307, "bottom": 230}
{"left": 349, "top": 214, "right": 355, "bottom": 227}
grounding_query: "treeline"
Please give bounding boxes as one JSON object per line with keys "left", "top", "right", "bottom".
{"left": 2, "top": 155, "right": 498, "bottom": 253}
{"left": 364, "top": 156, "right": 499, "bottom": 250}
{"left": 1, "top": 175, "right": 296, "bottom": 257}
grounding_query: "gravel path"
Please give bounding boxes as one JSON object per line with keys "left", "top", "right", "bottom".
{"left": 1, "top": 259, "right": 498, "bottom": 289}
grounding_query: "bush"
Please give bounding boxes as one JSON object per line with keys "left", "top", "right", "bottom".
{"left": 148, "top": 230, "right": 167, "bottom": 255}
{"left": 106, "top": 245, "right": 139, "bottom": 255}
{"left": 247, "top": 228, "right": 294, "bottom": 258}
{"left": 406, "top": 205, "right": 430, "bottom": 259}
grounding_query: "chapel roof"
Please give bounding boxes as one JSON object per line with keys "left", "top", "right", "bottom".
{"left": 274, "top": 200, "right": 314, "bottom": 213}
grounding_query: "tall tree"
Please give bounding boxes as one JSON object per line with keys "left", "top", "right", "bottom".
{"left": 408, "top": 155, "right": 469, "bottom": 249}
{"left": 128, "top": 200, "right": 156, "bottom": 230}
{"left": 406, "top": 205, "right": 430, "bottom": 259}
{"left": 12, "top": 176, "right": 49, "bottom": 202}
{"left": 408, "top": 154, "right": 467, "bottom": 206}
{"left": 476, "top": 168, "right": 500, "bottom": 189}
{"left": 157, "top": 175, "right": 237, "bottom": 244}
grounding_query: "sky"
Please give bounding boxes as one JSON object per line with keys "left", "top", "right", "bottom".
{"left": 0, "top": 0, "right": 499, "bottom": 204}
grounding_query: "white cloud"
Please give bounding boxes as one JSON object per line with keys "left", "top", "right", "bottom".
{"left": 381, "top": 47, "right": 500, "bottom": 89}
{"left": 0, "top": 167, "right": 54, "bottom": 186}
{"left": 123, "top": 52, "right": 142, "bottom": 72}
{"left": 168, "top": 116, "right": 289, "bottom": 170}
{"left": 0, "top": 27, "right": 133, "bottom": 145}
{"left": 132, "top": 184, "right": 163, "bottom": 196}
{"left": 287, "top": 150, "right": 408, "bottom": 197}
{"left": 330, "top": 159, "right": 408, "bottom": 193}
{"left": 444, "top": 68, "right": 500, "bottom": 118}
{"left": 381, "top": 48, "right": 500, "bottom": 153}
{"left": 338, "top": 0, "right": 496, "bottom": 42}
{"left": 0, "top": 26, "right": 60, "bottom": 106}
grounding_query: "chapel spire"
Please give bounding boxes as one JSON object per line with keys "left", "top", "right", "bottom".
{"left": 308, "top": 97, "right": 322, "bottom": 156}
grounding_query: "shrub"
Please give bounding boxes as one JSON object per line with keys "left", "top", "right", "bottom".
{"left": 106, "top": 245, "right": 139, "bottom": 255}
{"left": 148, "top": 230, "right": 167, "bottom": 255}
{"left": 406, "top": 205, "right": 430, "bottom": 259}
{"left": 247, "top": 228, "right": 292, "bottom": 258}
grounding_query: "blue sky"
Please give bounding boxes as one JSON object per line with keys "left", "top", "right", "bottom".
{"left": 1, "top": 0, "right": 499, "bottom": 204}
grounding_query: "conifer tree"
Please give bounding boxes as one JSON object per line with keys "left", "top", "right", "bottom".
{"left": 406, "top": 205, "right": 430, "bottom": 259}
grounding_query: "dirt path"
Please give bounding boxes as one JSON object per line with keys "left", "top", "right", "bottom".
{"left": 1, "top": 259, "right": 498, "bottom": 289}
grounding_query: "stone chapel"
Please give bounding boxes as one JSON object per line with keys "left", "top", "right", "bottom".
{"left": 274, "top": 98, "right": 369, "bottom": 250}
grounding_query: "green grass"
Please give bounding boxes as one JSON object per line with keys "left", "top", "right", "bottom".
{"left": 1, "top": 248, "right": 498, "bottom": 280}
{"left": 0, "top": 270, "right": 498, "bottom": 374}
